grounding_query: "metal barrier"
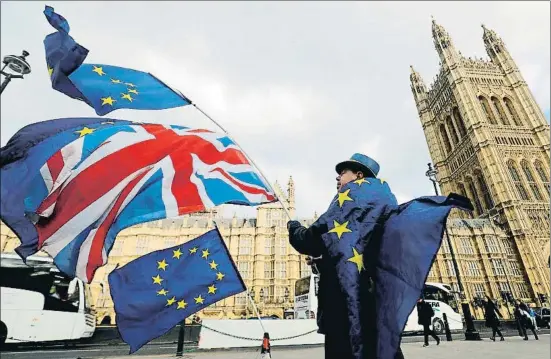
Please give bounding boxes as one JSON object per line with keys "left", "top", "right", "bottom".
{"left": 85, "top": 324, "right": 201, "bottom": 345}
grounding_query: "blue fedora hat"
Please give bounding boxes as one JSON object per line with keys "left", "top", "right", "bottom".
{"left": 335, "top": 153, "right": 380, "bottom": 178}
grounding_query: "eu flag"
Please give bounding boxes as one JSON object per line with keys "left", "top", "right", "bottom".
{"left": 43, "top": 6, "right": 190, "bottom": 116}
{"left": 290, "top": 178, "right": 473, "bottom": 359}
{"left": 108, "top": 228, "right": 246, "bottom": 353}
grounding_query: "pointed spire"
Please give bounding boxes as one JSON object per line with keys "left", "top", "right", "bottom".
{"left": 431, "top": 17, "right": 450, "bottom": 44}
{"left": 482, "top": 23, "right": 499, "bottom": 42}
{"left": 430, "top": 18, "right": 460, "bottom": 65}
{"left": 409, "top": 65, "right": 426, "bottom": 92}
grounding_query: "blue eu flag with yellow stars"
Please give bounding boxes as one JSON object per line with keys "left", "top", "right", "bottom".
{"left": 292, "top": 178, "right": 473, "bottom": 359}
{"left": 108, "top": 228, "right": 246, "bottom": 353}
{"left": 43, "top": 6, "right": 190, "bottom": 116}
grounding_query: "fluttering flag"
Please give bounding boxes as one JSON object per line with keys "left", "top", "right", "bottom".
{"left": 108, "top": 228, "right": 246, "bottom": 353}
{"left": 43, "top": 5, "right": 190, "bottom": 115}
{"left": 0, "top": 118, "right": 276, "bottom": 283}
{"left": 290, "top": 179, "right": 473, "bottom": 359}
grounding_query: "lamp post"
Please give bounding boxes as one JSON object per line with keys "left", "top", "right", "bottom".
{"left": 0, "top": 50, "right": 31, "bottom": 95}
{"left": 284, "top": 287, "right": 290, "bottom": 319}
{"left": 489, "top": 210, "right": 519, "bottom": 315}
{"left": 425, "top": 163, "right": 481, "bottom": 340}
{"left": 249, "top": 288, "right": 256, "bottom": 318}
{"left": 259, "top": 288, "right": 265, "bottom": 316}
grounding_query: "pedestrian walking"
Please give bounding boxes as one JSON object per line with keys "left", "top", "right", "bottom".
{"left": 416, "top": 298, "right": 440, "bottom": 347}
{"left": 514, "top": 301, "right": 539, "bottom": 340}
{"left": 483, "top": 296, "right": 504, "bottom": 341}
{"left": 528, "top": 306, "right": 539, "bottom": 331}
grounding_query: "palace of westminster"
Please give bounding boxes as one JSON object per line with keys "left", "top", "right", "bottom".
{"left": 1, "top": 20, "right": 549, "bottom": 324}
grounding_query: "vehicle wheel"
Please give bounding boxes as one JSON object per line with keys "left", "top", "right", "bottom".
{"left": 432, "top": 318, "right": 444, "bottom": 335}
{"left": 0, "top": 321, "right": 7, "bottom": 347}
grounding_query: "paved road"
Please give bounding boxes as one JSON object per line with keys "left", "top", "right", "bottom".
{"left": 1, "top": 334, "right": 548, "bottom": 359}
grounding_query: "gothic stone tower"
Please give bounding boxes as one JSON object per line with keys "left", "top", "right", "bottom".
{"left": 411, "top": 19, "right": 550, "bottom": 302}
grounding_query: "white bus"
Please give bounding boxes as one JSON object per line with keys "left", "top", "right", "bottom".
{"left": 294, "top": 274, "right": 319, "bottom": 319}
{"left": 294, "top": 275, "right": 463, "bottom": 334}
{"left": 0, "top": 253, "right": 96, "bottom": 346}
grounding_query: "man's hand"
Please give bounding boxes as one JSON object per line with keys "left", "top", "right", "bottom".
{"left": 287, "top": 220, "right": 301, "bottom": 233}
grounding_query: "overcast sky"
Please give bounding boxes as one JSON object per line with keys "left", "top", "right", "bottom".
{"left": 1, "top": 2, "right": 549, "bottom": 219}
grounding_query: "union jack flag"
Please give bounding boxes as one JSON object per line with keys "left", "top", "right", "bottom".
{"left": 0, "top": 118, "right": 276, "bottom": 282}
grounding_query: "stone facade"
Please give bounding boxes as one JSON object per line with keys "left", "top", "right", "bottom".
{"left": 411, "top": 19, "right": 550, "bottom": 317}
{"left": 0, "top": 177, "right": 315, "bottom": 324}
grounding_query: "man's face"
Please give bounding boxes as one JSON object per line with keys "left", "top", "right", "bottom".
{"left": 336, "top": 169, "right": 360, "bottom": 191}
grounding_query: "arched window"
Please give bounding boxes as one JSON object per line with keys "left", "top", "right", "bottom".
{"left": 466, "top": 177, "right": 483, "bottom": 215}
{"left": 491, "top": 96, "right": 510, "bottom": 125}
{"left": 478, "top": 96, "right": 497, "bottom": 125}
{"left": 475, "top": 171, "right": 494, "bottom": 210}
{"left": 533, "top": 160, "right": 550, "bottom": 194}
{"left": 457, "top": 182, "right": 474, "bottom": 218}
{"left": 452, "top": 107, "right": 467, "bottom": 137}
{"left": 503, "top": 97, "right": 523, "bottom": 126}
{"left": 521, "top": 160, "right": 543, "bottom": 201}
{"left": 507, "top": 160, "right": 530, "bottom": 201}
{"left": 440, "top": 124, "right": 452, "bottom": 154}
{"left": 446, "top": 116, "right": 459, "bottom": 144}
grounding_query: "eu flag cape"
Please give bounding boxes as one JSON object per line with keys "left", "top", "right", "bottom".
{"left": 311, "top": 178, "right": 472, "bottom": 359}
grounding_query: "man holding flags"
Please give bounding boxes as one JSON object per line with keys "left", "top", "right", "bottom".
{"left": 288, "top": 153, "right": 473, "bottom": 359}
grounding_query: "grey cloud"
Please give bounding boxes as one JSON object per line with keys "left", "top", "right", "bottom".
{"left": 1, "top": 2, "right": 549, "bottom": 219}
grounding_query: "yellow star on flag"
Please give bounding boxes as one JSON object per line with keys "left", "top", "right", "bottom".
{"left": 209, "top": 260, "right": 218, "bottom": 270}
{"left": 194, "top": 295, "right": 205, "bottom": 304}
{"left": 92, "top": 65, "right": 106, "bottom": 76}
{"left": 75, "top": 127, "right": 95, "bottom": 137}
{"left": 111, "top": 79, "right": 122, "bottom": 84}
{"left": 354, "top": 178, "right": 370, "bottom": 186}
{"left": 189, "top": 247, "right": 198, "bottom": 254}
{"left": 328, "top": 220, "right": 352, "bottom": 239}
{"left": 128, "top": 89, "right": 139, "bottom": 95}
{"left": 177, "top": 300, "right": 188, "bottom": 309}
{"left": 347, "top": 247, "right": 364, "bottom": 273}
{"left": 202, "top": 249, "right": 210, "bottom": 259}
{"left": 216, "top": 272, "right": 225, "bottom": 281}
{"left": 378, "top": 178, "right": 387, "bottom": 185}
{"left": 121, "top": 93, "right": 134, "bottom": 102}
{"left": 48, "top": 67, "right": 53, "bottom": 76}
{"left": 157, "top": 259, "right": 169, "bottom": 271}
{"left": 173, "top": 249, "right": 183, "bottom": 259}
{"left": 166, "top": 296, "right": 176, "bottom": 306}
{"left": 336, "top": 189, "right": 353, "bottom": 207}
{"left": 101, "top": 96, "right": 116, "bottom": 106}
{"left": 157, "top": 288, "right": 169, "bottom": 296}
{"left": 125, "top": 82, "right": 136, "bottom": 87}
{"left": 152, "top": 274, "right": 163, "bottom": 285}
{"left": 208, "top": 285, "right": 217, "bottom": 294}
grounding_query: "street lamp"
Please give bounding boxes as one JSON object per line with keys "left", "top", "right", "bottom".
{"left": 247, "top": 288, "right": 255, "bottom": 318}
{"left": 259, "top": 288, "right": 264, "bottom": 315}
{"left": 0, "top": 50, "right": 31, "bottom": 95}
{"left": 488, "top": 209, "right": 520, "bottom": 309}
{"left": 425, "top": 163, "right": 481, "bottom": 340}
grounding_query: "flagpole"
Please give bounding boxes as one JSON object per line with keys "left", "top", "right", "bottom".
{"left": 190, "top": 103, "right": 292, "bottom": 219}
{"left": 247, "top": 291, "right": 266, "bottom": 334}
{"left": 153, "top": 76, "right": 293, "bottom": 221}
